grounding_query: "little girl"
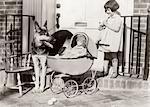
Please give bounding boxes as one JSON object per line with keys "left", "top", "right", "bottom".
{"left": 98, "top": 0, "right": 123, "bottom": 78}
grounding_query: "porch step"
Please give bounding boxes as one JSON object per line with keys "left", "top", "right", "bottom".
{"left": 97, "top": 76, "right": 150, "bottom": 91}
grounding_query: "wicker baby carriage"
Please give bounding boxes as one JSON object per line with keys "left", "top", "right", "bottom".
{"left": 47, "top": 32, "right": 98, "bottom": 98}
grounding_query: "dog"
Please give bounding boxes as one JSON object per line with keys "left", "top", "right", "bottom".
{"left": 48, "top": 30, "right": 73, "bottom": 55}
{"left": 32, "top": 20, "right": 54, "bottom": 93}
{"left": 32, "top": 21, "right": 73, "bottom": 93}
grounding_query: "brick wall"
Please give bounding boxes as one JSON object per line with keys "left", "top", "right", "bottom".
{"left": 0, "top": 0, "right": 22, "bottom": 38}
{"left": 97, "top": 77, "right": 150, "bottom": 90}
{"left": 134, "top": 0, "right": 150, "bottom": 15}
{"left": 133, "top": 0, "right": 150, "bottom": 31}
{"left": 130, "top": 0, "right": 150, "bottom": 75}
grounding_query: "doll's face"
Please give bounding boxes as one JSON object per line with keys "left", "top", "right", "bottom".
{"left": 77, "top": 40, "right": 83, "bottom": 46}
{"left": 76, "top": 36, "right": 86, "bottom": 46}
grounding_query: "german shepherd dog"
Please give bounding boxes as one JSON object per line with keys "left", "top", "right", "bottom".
{"left": 33, "top": 21, "right": 73, "bottom": 55}
{"left": 32, "top": 20, "right": 55, "bottom": 93}
{"left": 32, "top": 21, "right": 73, "bottom": 93}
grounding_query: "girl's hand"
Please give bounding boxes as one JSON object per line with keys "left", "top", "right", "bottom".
{"left": 98, "top": 25, "right": 106, "bottom": 31}
{"left": 98, "top": 20, "right": 106, "bottom": 31}
{"left": 98, "top": 25, "right": 103, "bottom": 31}
{"left": 103, "top": 20, "right": 108, "bottom": 26}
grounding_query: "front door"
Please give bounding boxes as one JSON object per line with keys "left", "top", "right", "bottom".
{"left": 56, "top": 0, "right": 133, "bottom": 42}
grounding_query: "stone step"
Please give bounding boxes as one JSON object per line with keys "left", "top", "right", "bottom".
{"left": 97, "top": 76, "right": 150, "bottom": 91}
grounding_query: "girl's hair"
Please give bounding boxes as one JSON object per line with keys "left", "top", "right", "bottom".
{"left": 104, "top": 0, "right": 119, "bottom": 12}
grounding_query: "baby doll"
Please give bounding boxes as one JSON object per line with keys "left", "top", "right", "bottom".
{"left": 61, "top": 35, "right": 87, "bottom": 58}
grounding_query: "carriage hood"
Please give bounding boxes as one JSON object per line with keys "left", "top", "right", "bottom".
{"left": 70, "top": 32, "right": 98, "bottom": 58}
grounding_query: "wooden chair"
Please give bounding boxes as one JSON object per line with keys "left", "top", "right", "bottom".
{"left": 3, "top": 52, "right": 33, "bottom": 97}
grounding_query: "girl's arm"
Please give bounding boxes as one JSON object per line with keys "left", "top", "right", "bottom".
{"left": 103, "top": 17, "right": 122, "bottom": 32}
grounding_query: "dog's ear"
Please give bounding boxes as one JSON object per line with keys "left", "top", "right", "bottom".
{"left": 34, "top": 21, "right": 41, "bottom": 32}
{"left": 43, "top": 20, "right": 47, "bottom": 28}
{"left": 43, "top": 20, "right": 49, "bottom": 35}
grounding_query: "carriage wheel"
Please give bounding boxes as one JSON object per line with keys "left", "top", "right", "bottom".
{"left": 63, "top": 80, "right": 78, "bottom": 98}
{"left": 51, "top": 77, "right": 64, "bottom": 94}
{"left": 82, "top": 77, "right": 97, "bottom": 95}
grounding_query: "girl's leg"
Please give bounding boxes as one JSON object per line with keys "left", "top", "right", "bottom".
{"left": 111, "top": 58, "right": 118, "bottom": 78}
{"left": 103, "top": 60, "right": 109, "bottom": 76}
{"left": 39, "top": 55, "right": 47, "bottom": 92}
{"left": 32, "top": 55, "right": 40, "bottom": 90}
{"left": 103, "top": 52, "right": 111, "bottom": 76}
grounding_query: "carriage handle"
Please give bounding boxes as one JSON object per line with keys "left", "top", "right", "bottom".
{"left": 96, "top": 41, "right": 110, "bottom": 49}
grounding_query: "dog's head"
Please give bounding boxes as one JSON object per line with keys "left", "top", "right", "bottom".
{"left": 33, "top": 21, "right": 56, "bottom": 47}
{"left": 34, "top": 20, "right": 49, "bottom": 36}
